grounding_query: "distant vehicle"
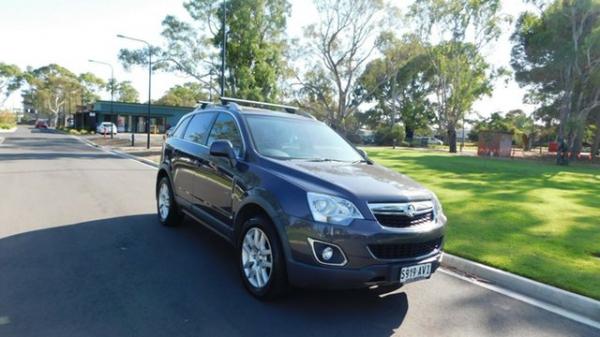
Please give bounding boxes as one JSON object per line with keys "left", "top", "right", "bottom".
{"left": 413, "top": 136, "right": 443, "bottom": 146}
{"left": 427, "top": 137, "right": 444, "bottom": 145}
{"left": 96, "top": 122, "right": 118, "bottom": 135}
{"left": 156, "top": 97, "right": 446, "bottom": 299}
{"left": 34, "top": 119, "right": 48, "bottom": 129}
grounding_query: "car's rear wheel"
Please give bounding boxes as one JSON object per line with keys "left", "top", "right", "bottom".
{"left": 157, "top": 177, "right": 182, "bottom": 227}
{"left": 239, "top": 215, "right": 288, "bottom": 300}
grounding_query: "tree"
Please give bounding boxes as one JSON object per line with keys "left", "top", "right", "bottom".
{"left": 156, "top": 82, "right": 208, "bottom": 106}
{"left": 356, "top": 33, "right": 435, "bottom": 139}
{"left": 297, "top": 0, "right": 392, "bottom": 133}
{"left": 119, "top": 0, "right": 290, "bottom": 102}
{"left": 78, "top": 72, "right": 106, "bottom": 105}
{"left": 409, "top": 0, "right": 507, "bottom": 152}
{"left": 0, "top": 63, "right": 22, "bottom": 104}
{"left": 512, "top": 0, "right": 600, "bottom": 157}
{"left": 22, "top": 64, "right": 80, "bottom": 126}
{"left": 116, "top": 81, "right": 139, "bottom": 103}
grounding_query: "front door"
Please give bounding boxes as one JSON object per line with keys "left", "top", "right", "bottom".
{"left": 194, "top": 112, "right": 244, "bottom": 226}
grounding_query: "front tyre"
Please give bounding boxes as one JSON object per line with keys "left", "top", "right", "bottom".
{"left": 156, "top": 177, "right": 182, "bottom": 227}
{"left": 239, "top": 215, "right": 288, "bottom": 300}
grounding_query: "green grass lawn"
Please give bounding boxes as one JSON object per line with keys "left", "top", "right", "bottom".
{"left": 365, "top": 147, "right": 600, "bottom": 300}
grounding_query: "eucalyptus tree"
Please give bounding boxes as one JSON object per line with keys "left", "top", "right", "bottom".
{"left": 297, "top": 0, "right": 395, "bottom": 133}
{"left": 356, "top": 33, "right": 436, "bottom": 140}
{"left": 409, "top": 0, "right": 508, "bottom": 152}
{"left": 0, "top": 63, "right": 22, "bottom": 104}
{"left": 115, "top": 81, "right": 140, "bottom": 103}
{"left": 119, "top": 0, "right": 290, "bottom": 102}
{"left": 156, "top": 82, "right": 208, "bottom": 106}
{"left": 512, "top": 0, "right": 600, "bottom": 155}
{"left": 21, "top": 64, "right": 80, "bottom": 126}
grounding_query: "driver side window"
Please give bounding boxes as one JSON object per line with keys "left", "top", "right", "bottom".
{"left": 207, "top": 113, "right": 243, "bottom": 157}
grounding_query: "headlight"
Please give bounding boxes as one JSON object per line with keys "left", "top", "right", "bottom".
{"left": 307, "top": 192, "right": 363, "bottom": 226}
{"left": 431, "top": 193, "right": 444, "bottom": 217}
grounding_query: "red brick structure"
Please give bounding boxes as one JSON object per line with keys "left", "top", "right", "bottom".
{"left": 478, "top": 131, "right": 513, "bottom": 157}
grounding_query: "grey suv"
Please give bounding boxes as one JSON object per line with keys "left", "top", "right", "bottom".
{"left": 156, "top": 97, "right": 446, "bottom": 299}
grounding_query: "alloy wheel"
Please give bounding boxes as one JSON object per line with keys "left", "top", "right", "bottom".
{"left": 158, "top": 182, "right": 170, "bottom": 221}
{"left": 241, "top": 227, "right": 273, "bottom": 289}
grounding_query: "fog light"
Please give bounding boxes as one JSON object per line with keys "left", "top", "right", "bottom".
{"left": 307, "top": 238, "right": 348, "bottom": 266}
{"left": 322, "top": 247, "right": 334, "bottom": 261}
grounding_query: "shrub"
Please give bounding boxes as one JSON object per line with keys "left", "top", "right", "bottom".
{"left": 0, "top": 111, "right": 16, "bottom": 127}
{"left": 374, "top": 124, "right": 406, "bottom": 146}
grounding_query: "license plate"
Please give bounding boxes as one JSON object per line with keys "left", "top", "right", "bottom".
{"left": 400, "top": 263, "right": 432, "bottom": 283}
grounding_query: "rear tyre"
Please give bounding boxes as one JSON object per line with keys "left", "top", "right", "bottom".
{"left": 156, "top": 177, "right": 182, "bottom": 227}
{"left": 239, "top": 215, "right": 288, "bottom": 300}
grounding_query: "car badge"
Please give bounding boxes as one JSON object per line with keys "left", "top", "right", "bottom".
{"left": 406, "top": 204, "right": 416, "bottom": 217}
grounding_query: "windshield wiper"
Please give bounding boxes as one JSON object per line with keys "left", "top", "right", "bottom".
{"left": 304, "top": 158, "right": 344, "bottom": 162}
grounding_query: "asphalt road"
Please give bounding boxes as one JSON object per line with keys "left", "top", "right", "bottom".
{"left": 0, "top": 126, "right": 598, "bottom": 337}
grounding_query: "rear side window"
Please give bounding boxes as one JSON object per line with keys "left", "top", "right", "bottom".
{"left": 207, "top": 113, "right": 243, "bottom": 156}
{"left": 183, "top": 112, "right": 217, "bottom": 145}
{"left": 172, "top": 116, "right": 191, "bottom": 139}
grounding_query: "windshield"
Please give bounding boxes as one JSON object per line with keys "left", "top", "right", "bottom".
{"left": 245, "top": 115, "right": 363, "bottom": 162}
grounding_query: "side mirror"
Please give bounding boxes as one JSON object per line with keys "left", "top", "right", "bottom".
{"left": 209, "top": 140, "right": 237, "bottom": 165}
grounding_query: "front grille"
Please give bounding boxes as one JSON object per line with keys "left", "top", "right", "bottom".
{"left": 368, "top": 237, "right": 443, "bottom": 260}
{"left": 374, "top": 211, "right": 433, "bottom": 228}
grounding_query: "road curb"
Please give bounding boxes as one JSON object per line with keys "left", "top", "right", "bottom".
{"left": 67, "top": 134, "right": 159, "bottom": 169}
{"left": 442, "top": 253, "right": 600, "bottom": 326}
{"left": 110, "top": 149, "right": 159, "bottom": 168}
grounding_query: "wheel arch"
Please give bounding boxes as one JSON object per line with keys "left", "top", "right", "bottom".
{"left": 156, "top": 165, "right": 172, "bottom": 192}
{"left": 233, "top": 197, "right": 291, "bottom": 262}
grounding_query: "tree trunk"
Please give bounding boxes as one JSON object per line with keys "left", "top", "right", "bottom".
{"left": 522, "top": 134, "right": 530, "bottom": 151}
{"left": 592, "top": 115, "right": 600, "bottom": 159}
{"left": 448, "top": 124, "right": 457, "bottom": 153}
{"left": 405, "top": 125, "right": 414, "bottom": 141}
{"left": 570, "top": 124, "right": 584, "bottom": 156}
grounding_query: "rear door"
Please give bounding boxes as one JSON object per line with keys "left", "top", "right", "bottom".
{"left": 165, "top": 115, "right": 191, "bottom": 199}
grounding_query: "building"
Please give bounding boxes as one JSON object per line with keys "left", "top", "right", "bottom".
{"left": 74, "top": 100, "right": 195, "bottom": 133}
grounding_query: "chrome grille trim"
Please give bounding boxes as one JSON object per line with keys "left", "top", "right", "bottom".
{"left": 368, "top": 201, "right": 436, "bottom": 229}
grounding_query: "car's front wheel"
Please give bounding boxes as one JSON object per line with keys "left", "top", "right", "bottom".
{"left": 239, "top": 215, "right": 288, "bottom": 300}
{"left": 156, "top": 177, "right": 182, "bottom": 227}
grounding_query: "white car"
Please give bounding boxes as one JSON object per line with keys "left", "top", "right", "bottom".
{"left": 96, "top": 122, "right": 118, "bottom": 135}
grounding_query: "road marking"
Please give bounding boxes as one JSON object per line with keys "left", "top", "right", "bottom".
{"left": 439, "top": 268, "right": 600, "bottom": 330}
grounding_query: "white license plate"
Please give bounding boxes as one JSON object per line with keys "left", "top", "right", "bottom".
{"left": 400, "top": 263, "right": 432, "bottom": 283}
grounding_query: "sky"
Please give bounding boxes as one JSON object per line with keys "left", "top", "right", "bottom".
{"left": 0, "top": 0, "right": 536, "bottom": 117}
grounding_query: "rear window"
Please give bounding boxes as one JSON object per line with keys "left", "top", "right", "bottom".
{"left": 171, "top": 115, "right": 191, "bottom": 139}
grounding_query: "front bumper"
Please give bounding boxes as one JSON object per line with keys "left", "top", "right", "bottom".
{"left": 283, "top": 216, "right": 446, "bottom": 289}
{"left": 287, "top": 252, "right": 443, "bottom": 289}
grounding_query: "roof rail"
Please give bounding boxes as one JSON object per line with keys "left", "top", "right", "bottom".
{"left": 197, "top": 100, "right": 214, "bottom": 109}
{"left": 220, "top": 96, "right": 299, "bottom": 114}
